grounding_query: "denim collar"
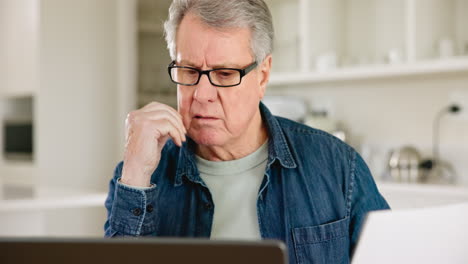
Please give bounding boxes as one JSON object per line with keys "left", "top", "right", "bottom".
{"left": 174, "top": 102, "right": 297, "bottom": 186}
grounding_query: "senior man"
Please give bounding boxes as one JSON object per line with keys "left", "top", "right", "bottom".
{"left": 104, "top": 0, "right": 389, "bottom": 263}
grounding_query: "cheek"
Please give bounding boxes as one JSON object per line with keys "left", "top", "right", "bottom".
{"left": 177, "top": 87, "right": 193, "bottom": 128}
{"left": 239, "top": 79, "right": 261, "bottom": 106}
{"left": 223, "top": 84, "right": 259, "bottom": 128}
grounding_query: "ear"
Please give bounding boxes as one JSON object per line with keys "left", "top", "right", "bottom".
{"left": 257, "top": 54, "right": 272, "bottom": 99}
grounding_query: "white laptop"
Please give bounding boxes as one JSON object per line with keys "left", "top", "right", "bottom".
{"left": 352, "top": 202, "right": 468, "bottom": 264}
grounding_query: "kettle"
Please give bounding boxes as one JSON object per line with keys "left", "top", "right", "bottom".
{"left": 387, "top": 146, "right": 422, "bottom": 183}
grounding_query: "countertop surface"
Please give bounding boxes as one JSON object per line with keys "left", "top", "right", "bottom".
{"left": 0, "top": 183, "right": 467, "bottom": 212}
{"left": 0, "top": 188, "right": 107, "bottom": 212}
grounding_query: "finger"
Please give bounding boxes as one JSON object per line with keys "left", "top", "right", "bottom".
{"left": 141, "top": 102, "right": 183, "bottom": 122}
{"left": 140, "top": 110, "right": 186, "bottom": 143}
{"left": 153, "top": 120, "right": 183, "bottom": 147}
{"left": 128, "top": 108, "right": 185, "bottom": 146}
{"left": 142, "top": 104, "right": 186, "bottom": 134}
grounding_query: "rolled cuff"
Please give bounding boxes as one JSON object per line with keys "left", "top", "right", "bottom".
{"left": 108, "top": 178, "right": 158, "bottom": 236}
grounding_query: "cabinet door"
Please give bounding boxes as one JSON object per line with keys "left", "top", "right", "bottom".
{"left": 0, "top": 0, "right": 38, "bottom": 97}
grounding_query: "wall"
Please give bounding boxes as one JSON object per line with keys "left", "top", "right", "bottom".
{"left": 37, "top": 0, "right": 121, "bottom": 194}
{"left": 116, "top": 0, "right": 137, "bottom": 160}
{"left": 267, "top": 72, "right": 468, "bottom": 185}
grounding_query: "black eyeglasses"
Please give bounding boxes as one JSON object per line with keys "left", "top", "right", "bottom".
{"left": 168, "top": 61, "right": 258, "bottom": 87}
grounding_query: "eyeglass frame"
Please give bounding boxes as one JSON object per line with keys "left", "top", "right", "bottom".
{"left": 167, "top": 60, "right": 258, "bottom": 88}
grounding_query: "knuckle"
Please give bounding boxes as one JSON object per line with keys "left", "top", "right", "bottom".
{"left": 148, "top": 101, "right": 160, "bottom": 107}
{"left": 126, "top": 111, "right": 138, "bottom": 123}
{"left": 139, "top": 118, "right": 153, "bottom": 128}
{"left": 161, "top": 112, "right": 172, "bottom": 121}
{"left": 163, "top": 116, "right": 178, "bottom": 129}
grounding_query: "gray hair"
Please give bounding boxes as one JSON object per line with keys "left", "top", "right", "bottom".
{"left": 163, "top": 0, "right": 274, "bottom": 63}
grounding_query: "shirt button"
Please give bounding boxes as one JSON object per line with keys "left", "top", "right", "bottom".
{"left": 132, "top": 208, "right": 142, "bottom": 216}
{"left": 204, "top": 203, "right": 213, "bottom": 210}
{"left": 146, "top": 204, "right": 154, "bottom": 213}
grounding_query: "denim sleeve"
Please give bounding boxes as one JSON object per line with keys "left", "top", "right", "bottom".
{"left": 348, "top": 150, "right": 390, "bottom": 253}
{"left": 104, "top": 161, "right": 158, "bottom": 237}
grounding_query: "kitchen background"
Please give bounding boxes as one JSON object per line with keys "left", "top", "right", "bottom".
{"left": 0, "top": 0, "right": 467, "bottom": 237}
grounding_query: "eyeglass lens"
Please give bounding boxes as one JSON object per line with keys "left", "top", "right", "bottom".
{"left": 171, "top": 68, "right": 241, "bottom": 86}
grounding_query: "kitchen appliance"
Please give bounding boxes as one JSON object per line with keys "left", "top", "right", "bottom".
{"left": 420, "top": 104, "right": 462, "bottom": 184}
{"left": 304, "top": 110, "right": 347, "bottom": 142}
{"left": 2, "top": 119, "right": 33, "bottom": 161}
{"left": 387, "top": 146, "right": 422, "bottom": 183}
{"left": 261, "top": 96, "right": 307, "bottom": 122}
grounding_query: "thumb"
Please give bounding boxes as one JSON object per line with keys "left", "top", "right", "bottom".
{"left": 157, "top": 135, "right": 171, "bottom": 150}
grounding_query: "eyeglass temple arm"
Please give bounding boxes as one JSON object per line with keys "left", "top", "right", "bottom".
{"left": 241, "top": 61, "right": 258, "bottom": 76}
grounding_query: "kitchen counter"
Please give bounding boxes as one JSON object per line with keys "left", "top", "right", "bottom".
{"left": 0, "top": 188, "right": 107, "bottom": 237}
{"left": 377, "top": 182, "right": 468, "bottom": 209}
{"left": 1, "top": 183, "right": 467, "bottom": 211}
{"left": 0, "top": 183, "right": 467, "bottom": 236}
{"left": 0, "top": 193, "right": 107, "bottom": 212}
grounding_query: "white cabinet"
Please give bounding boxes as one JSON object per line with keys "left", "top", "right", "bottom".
{"left": 134, "top": 0, "right": 468, "bottom": 96}
{"left": 413, "top": 0, "right": 468, "bottom": 61}
{"left": 265, "top": 0, "right": 468, "bottom": 200}
{"left": 0, "top": 1, "right": 38, "bottom": 194}
{"left": 266, "top": 0, "right": 301, "bottom": 72}
{"left": 0, "top": 0, "right": 137, "bottom": 237}
{"left": 266, "top": 0, "right": 468, "bottom": 85}
{"left": 0, "top": 0, "right": 39, "bottom": 97}
{"left": 0, "top": 0, "right": 134, "bottom": 190}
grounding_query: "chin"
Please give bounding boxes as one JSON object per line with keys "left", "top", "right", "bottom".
{"left": 189, "top": 128, "right": 225, "bottom": 146}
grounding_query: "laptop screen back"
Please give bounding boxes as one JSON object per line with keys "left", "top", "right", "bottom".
{"left": 352, "top": 203, "right": 468, "bottom": 264}
{"left": 0, "top": 238, "right": 288, "bottom": 264}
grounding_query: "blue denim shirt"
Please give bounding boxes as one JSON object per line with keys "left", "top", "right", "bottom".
{"left": 104, "top": 102, "right": 390, "bottom": 264}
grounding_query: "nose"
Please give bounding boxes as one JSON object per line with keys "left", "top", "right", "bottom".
{"left": 193, "top": 74, "right": 217, "bottom": 103}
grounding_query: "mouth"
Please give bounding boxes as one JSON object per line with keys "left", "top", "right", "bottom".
{"left": 194, "top": 115, "right": 219, "bottom": 120}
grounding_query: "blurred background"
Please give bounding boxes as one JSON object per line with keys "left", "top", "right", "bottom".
{"left": 0, "top": 0, "right": 467, "bottom": 238}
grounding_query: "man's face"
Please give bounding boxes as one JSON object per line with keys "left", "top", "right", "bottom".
{"left": 175, "top": 13, "right": 269, "bottom": 147}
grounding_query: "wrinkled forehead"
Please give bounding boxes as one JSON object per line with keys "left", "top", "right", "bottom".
{"left": 175, "top": 13, "right": 254, "bottom": 68}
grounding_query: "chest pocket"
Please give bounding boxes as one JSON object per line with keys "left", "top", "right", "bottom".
{"left": 292, "top": 217, "right": 350, "bottom": 264}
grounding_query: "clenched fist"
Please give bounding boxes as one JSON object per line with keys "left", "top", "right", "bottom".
{"left": 120, "top": 102, "right": 186, "bottom": 187}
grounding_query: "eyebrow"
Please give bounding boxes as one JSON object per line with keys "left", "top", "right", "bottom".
{"left": 178, "top": 60, "right": 243, "bottom": 69}
{"left": 178, "top": 60, "right": 201, "bottom": 68}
